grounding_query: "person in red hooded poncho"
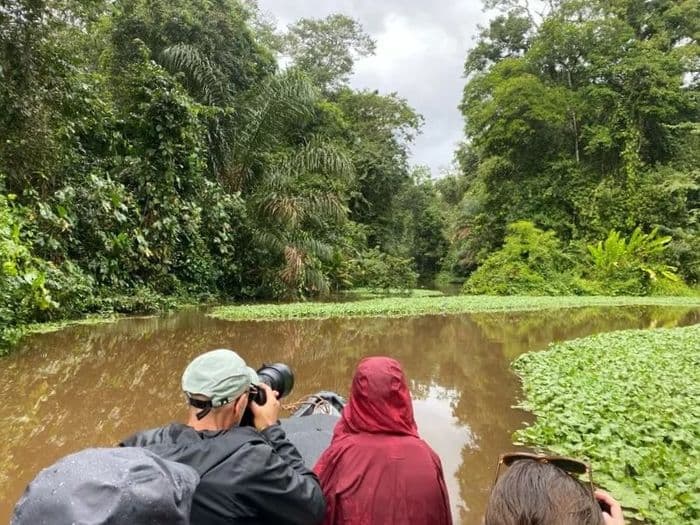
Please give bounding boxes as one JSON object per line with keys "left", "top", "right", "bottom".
{"left": 314, "top": 356, "right": 452, "bottom": 525}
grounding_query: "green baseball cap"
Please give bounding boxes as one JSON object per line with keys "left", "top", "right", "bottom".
{"left": 182, "top": 349, "right": 259, "bottom": 408}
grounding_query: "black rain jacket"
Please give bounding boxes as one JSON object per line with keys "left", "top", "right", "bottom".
{"left": 121, "top": 423, "right": 325, "bottom": 525}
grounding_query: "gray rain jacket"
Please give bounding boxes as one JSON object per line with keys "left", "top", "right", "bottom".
{"left": 120, "top": 422, "right": 325, "bottom": 525}
{"left": 11, "top": 447, "right": 199, "bottom": 525}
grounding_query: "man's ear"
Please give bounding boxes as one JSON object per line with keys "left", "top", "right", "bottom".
{"left": 233, "top": 391, "right": 249, "bottom": 415}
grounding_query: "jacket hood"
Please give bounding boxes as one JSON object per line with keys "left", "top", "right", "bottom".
{"left": 336, "top": 356, "right": 418, "bottom": 437}
{"left": 11, "top": 447, "right": 199, "bottom": 525}
{"left": 313, "top": 358, "right": 452, "bottom": 525}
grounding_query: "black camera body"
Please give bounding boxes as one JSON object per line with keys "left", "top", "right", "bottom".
{"left": 241, "top": 363, "right": 294, "bottom": 427}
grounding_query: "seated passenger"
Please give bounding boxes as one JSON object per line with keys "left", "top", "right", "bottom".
{"left": 11, "top": 447, "right": 198, "bottom": 525}
{"left": 121, "top": 348, "right": 325, "bottom": 525}
{"left": 485, "top": 452, "right": 625, "bottom": 525}
{"left": 314, "top": 356, "right": 452, "bottom": 525}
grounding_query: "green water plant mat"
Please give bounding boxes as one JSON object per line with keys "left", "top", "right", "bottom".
{"left": 513, "top": 324, "right": 700, "bottom": 524}
{"left": 210, "top": 295, "right": 700, "bottom": 321}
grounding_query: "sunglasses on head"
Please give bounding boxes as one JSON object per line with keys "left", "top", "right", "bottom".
{"left": 493, "top": 452, "right": 596, "bottom": 506}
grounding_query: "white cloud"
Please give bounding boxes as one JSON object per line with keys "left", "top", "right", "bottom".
{"left": 256, "top": 0, "right": 490, "bottom": 174}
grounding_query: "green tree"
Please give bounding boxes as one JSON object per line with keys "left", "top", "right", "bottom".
{"left": 453, "top": 0, "right": 699, "bottom": 286}
{"left": 282, "top": 14, "right": 376, "bottom": 92}
{"left": 393, "top": 168, "right": 449, "bottom": 280}
{"left": 0, "top": 0, "right": 92, "bottom": 197}
{"left": 109, "top": 3, "right": 357, "bottom": 297}
{"left": 109, "top": 0, "right": 274, "bottom": 93}
{"left": 334, "top": 89, "right": 424, "bottom": 251}
{"left": 465, "top": 12, "right": 532, "bottom": 74}
{"left": 109, "top": 0, "right": 275, "bottom": 180}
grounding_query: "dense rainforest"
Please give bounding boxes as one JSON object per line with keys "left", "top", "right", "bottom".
{"left": 445, "top": 0, "right": 699, "bottom": 295}
{"left": 0, "top": 0, "right": 698, "bottom": 349}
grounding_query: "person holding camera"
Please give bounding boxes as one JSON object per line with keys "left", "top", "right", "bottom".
{"left": 120, "top": 349, "right": 325, "bottom": 525}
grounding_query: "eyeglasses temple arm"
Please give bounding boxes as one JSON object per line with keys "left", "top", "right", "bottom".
{"left": 492, "top": 460, "right": 503, "bottom": 491}
{"left": 588, "top": 466, "right": 596, "bottom": 509}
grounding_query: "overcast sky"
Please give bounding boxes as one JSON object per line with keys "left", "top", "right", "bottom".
{"left": 256, "top": 0, "right": 491, "bottom": 176}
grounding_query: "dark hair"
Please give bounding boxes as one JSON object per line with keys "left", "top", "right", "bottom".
{"left": 484, "top": 459, "right": 603, "bottom": 525}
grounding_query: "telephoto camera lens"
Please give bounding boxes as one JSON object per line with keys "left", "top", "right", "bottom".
{"left": 253, "top": 363, "right": 294, "bottom": 405}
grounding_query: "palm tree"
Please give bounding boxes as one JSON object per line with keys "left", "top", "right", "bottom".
{"left": 159, "top": 44, "right": 353, "bottom": 295}
{"left": 249, "top": 139, "right": 352, "bottom": 293}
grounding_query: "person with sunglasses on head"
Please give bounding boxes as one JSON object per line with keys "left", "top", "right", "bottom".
{"left": 314, "top": 356, "right": 452, "bottom": 525}
{"left": 485, "top": 452, "right": 625, "bottom": 525}
{"left": 120, "top": 349, "right": 326, "bottom": 525}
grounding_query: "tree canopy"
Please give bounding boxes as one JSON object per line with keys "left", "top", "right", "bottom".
{"left": 448, "top": 0, "right": 699, "bottom": 292}
{"left": 281, "top": 14, "right": 376, "bottom": 92}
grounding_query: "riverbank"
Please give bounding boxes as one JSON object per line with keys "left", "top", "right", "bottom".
{"left": 513, "top": 325, "right": 700, "bottom": 524}
{"left": 210, "top": 295, "right": 700, "bottom": 322}
{"left": 0, "top": 296, "right": 203, "bottom": 356}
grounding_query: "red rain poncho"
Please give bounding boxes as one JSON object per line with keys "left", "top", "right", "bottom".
{"left": 314, "top": 357, "right": 452, "bottom": 525}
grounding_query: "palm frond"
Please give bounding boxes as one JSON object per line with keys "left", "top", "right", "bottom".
{"left": 305, "top": 238, "right": 333, "bottom": 262}
{"left": 288, "top": 231, "right": 334, "bottom": 262}
{"left": 233, "top": 70, "right": 318, "bottom": 171}
{"left": 280, "top": 139, "right": 353, "bottom": 181}
{"left": 252, "top": 228, "right": 285, "bottom": 254}
{"left": 280, "top": 245, "right": 305, "bottom": 286}
{"left": 160, "top": 44, "right": 231, "bottom": 106}
{"left": 258, "top": 165, "right": 293, "bottom": 192}
{"left": 262, "top": 195, "right": 303, "bottom": 226}
{"left": 307, "top": 192, "right": 348, "bottom": 222}
{"left": 303, "top": 265, "right": 330, "bottom": 295}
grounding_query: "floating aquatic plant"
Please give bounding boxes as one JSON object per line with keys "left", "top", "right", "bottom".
{"left": 513, "top": 325, "right": 700, "bottom": 524}
{"left": 210, "top": 295, "right": 700, "bottom": 322}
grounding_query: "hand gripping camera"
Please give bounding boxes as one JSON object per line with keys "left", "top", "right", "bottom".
{"left": 249, "top": 363, "right": 295, "bottom": 405}
{"left": 240, "top": 363, "right": 294, "bottom": 427}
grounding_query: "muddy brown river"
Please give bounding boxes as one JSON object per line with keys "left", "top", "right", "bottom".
{"left": 1, "top": 305, "right": 698, "bottom": 524}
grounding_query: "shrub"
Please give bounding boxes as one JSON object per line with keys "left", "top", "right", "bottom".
{"left": 349, "top": 248, "right": 418, "bottom": 291}
{"left": 91, "top": 286, "right": 177, "bottom": 315}
{"left": 659, "top": 228, "right": 700, "bottom": 286}
{"left": 463, "top": 221, "right": 574, "bottom": 295}
{"left": 0, "top": 193, "right": 56, "bottom": 350}
{"left": 39, "top": 261, "right": 96, "bottom": 319}
{"left": 581, "top": 227, "right": 686, "bottom": 295}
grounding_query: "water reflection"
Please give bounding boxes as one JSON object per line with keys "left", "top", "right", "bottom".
{"left": 0, "top": 306, "right": 697, "bottom": 524}
{"left": 413, "top": 385, "right": 475, "bottom": 519}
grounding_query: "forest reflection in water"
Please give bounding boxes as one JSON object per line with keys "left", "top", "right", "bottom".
{"left": 0, "top": 305, "right": 697, "bottom": 524}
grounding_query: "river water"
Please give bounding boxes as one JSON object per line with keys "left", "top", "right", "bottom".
{"left": 1, "top": 305, "right": 698, "bottom": 524}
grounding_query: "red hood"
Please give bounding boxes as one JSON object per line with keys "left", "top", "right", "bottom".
{"left": 314, "top": 357, "right": 452, "bottom": 525}
{"left": 335, "top": 356, "right": 418, "bottom": 437}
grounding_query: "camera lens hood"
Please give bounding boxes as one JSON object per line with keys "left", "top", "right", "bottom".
{"left": 257, "top": 363, "right": 294, "bottom": 399}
